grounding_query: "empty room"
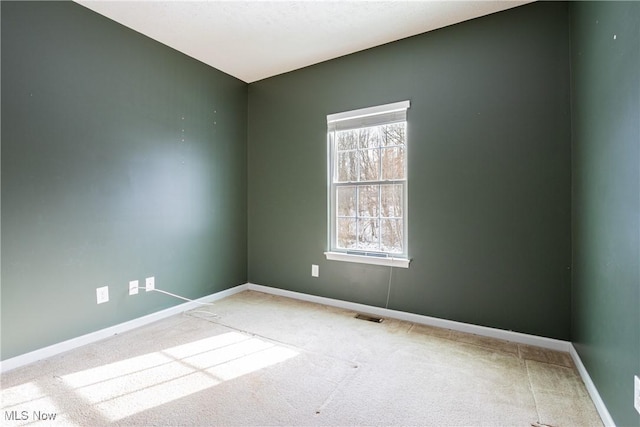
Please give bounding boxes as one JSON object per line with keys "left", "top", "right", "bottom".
{"left": 1, "top": 0, "right": 639, "bottom": 426}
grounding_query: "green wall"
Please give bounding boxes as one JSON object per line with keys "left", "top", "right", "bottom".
{"left": 3, "top": 1, "right": 639, "bottom": 423}
{"left": 248, "top": 2, "right": 572, "bottom": 340}
{"left": 1, "top": 1, "right": 248, "bottom": 360}
{"left": 570, "top": 2, "right": 640, "bottom": 426}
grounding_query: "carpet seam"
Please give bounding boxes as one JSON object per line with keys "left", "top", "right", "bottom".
{"left": 525, "top": 359, "right": 543, "bottom": 425}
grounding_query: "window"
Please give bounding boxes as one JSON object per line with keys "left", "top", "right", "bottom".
{"left": 325, "top": 100, "right": 410, "bottom": 268}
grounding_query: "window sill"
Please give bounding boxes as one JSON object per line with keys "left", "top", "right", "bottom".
{"left": 324, "top": 252, "right": 410, "bottom": 268}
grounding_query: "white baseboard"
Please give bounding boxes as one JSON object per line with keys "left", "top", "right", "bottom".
{"left": 247, "top": 283, "right": 572, "bottom": 352}
{"left": 1, "top": 281, "right": 614, "bottom": 427}
{"left": 569, "top": 345, "right": 616, "bottom": 427}
{"left": 247, "top": 283, "right": 615, "bottom": 425}
{"left": 0, "top": 283, "right": 248, "bottom": 373}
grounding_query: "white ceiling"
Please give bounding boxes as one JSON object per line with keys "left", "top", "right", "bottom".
{"left": 75, "top": 0, "right": 532, "bottom": 83}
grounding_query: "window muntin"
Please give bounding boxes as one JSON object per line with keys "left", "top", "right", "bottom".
{"left": 328, "top": 101, "right": 409, "bottom": 260}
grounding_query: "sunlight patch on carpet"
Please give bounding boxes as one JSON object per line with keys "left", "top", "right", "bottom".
{"left": 15, "top": 331, "right": 299, "bottom": 422}
{"left": 1, "top": 381, "right": 62, "bottom": 423}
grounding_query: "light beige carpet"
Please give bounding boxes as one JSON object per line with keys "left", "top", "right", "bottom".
{"left": 1, "top": 290, "right": 603, "bottom": 426}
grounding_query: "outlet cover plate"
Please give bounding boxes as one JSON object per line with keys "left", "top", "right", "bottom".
{"left": 311, "top": 264, "right": 319, "bottom": 277}
{"left": 129, "top": 280, "right": 139, "bottom": 295}
{"left": 145, "top": 276, "right": 155, "bottom": 291}
{"left": 96, "top": 286, "right": 109, "bottom": 304}
{"left": 634, "top": 375, "right": 640, "bottom": 414}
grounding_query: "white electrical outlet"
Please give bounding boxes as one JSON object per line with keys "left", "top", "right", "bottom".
{"left": 129, "top": 280, "right": 139, "bottom": 295}
{"left": 145, "top": 276, "right": 155, "bottom": 292}
{"left": 96, "top": 286, "right": 109, "bottom": 304}
{"left": 634, "top": 375, "right": 640, "bottom": 415}
{"left": 311, "top": 264, "right": 319, "bottom": 277}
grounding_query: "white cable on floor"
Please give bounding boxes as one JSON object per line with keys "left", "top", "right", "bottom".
{"left": 186, "top": 309, "right": 218, "bottom": 318}
{"left": 135, "top": 286, "right": 216, "bottom": 306}
{"left": 135, "top": 287, "right": 218, "bottom": 318}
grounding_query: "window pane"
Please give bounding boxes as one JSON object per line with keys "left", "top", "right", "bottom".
{"left": 358, "top": 148, "right": 380, "bottom": 181}
{"left": 357, "top": 218, "right": 380, "bottom": 251}
{"left": 381, "top": 184, "right": 403, "bottom": 218}
{"left": 358, "top": 126, "right": 380, "bottom": 149}
{"left": 381, "top": 146, "right": 405, "bottom": 180}
{"left": 337, "top": 218, "right": 357, "bottom": 249}
{"left": 358, "top": 185, "right": 379, "bottom": 218}
{"left": 381, "top": 219, "right": 403, "bottom": 253}
{"left": 336, "top": 130, "right": 358, "bottom": 150}
{"left": 329, "top": 102, "right": 408, "bottom": 257}
{"left": 337, "top": 186, "right": 356, "bottom": 217}
{"left": 336, "top": 151, "right": 357, "bottom": 182}
{"left": 381, "top": 123, "right": 406, "bottom": 147}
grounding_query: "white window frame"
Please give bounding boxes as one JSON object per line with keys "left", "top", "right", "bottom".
{"left": 325, "top": 100, "right": 411, "bottom": 268}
